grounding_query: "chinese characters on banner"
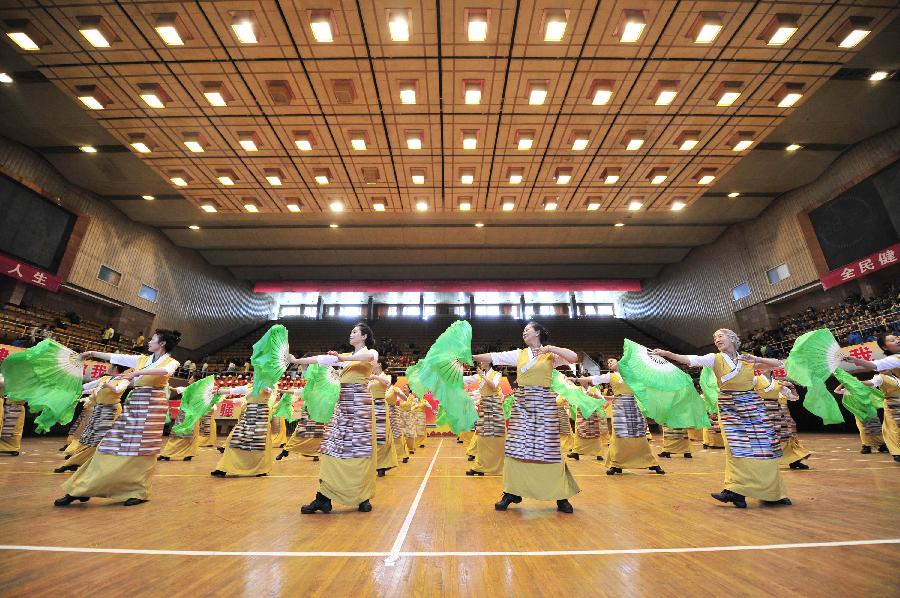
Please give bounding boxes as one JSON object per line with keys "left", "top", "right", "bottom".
{"left": 820, "top": 243, "right": 899, "bottom": 290}
{"left": 0, "top": 252, "right": 62, "bottom": 292}
{"left": 0, "top": 344, "right": 109, "bottom": 379}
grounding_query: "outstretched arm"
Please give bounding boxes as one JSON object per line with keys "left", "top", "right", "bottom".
{"left": 650, "top": 349, "right": 693, "bottom": 367}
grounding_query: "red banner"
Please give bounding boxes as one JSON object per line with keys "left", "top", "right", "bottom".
{"left": 0, "top": 252, "right": 62, "bottom": 291}
{"left": 820, "top": 243, "right": 899, "bottom": 290}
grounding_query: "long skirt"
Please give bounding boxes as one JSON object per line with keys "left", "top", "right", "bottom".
{"left": 63, "top": 387, "right": 167, "bottom": 500}
{"left": 198, "top": 414, "right": 218, "bottom": 447}
{"left": 572, "top": 411, "right": 604, "bottom": 456}
{"left": 215, "top": 402, "right": 274, "bottom": 476}
{"left": 688, "top": 428, "right": 705, "bottom": 442}
{"left": 0, "top": 399, "right": 26, "bottom": 453}
{"left": 414, "top": 410, "right": 427, "bottom": 446}
{"left": 661, "top": 427, "right": 691, "bottom": 454}
{"left": 318, "top": 384, "right": 376, "bottom": 506}
{"left": 503, "top": 387, "right": 579, "bottom": 500}
{"left": 856, "top": 416, "right": 884, "bottom": 448}
{"left": 67, "top": 402, "right": 123, "bottom": 466}
{"left": 471, "top": 435, "right": 505, "bottom": 475}
{"left": 704, "top": 412, "right": 726, "bottom": 448}
{"left": 160, "top": 408, "right": 199, "bottom": 460}
{"left": 882, "top": 396, "right": 900, "bottom": 456}
{"left": 285, "top": 410, "right": 325, "bottom": 457}
{"left": 375, "top": 398, "right": 398, "bottom": 470}
{"left": 719, "top": 391, "right": 787, "bottom": 501}
{"left": 606, "top": 395, "right": 659, "bottom": 469}
{"left": 270, "top": 417, "right": 288, "bottom": 447}
{"left": 64, "top": 402, "right": 93, "bottom": 454}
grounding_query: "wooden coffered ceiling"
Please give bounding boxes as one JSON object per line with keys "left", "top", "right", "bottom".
{"left": 1, "top": 1, "right": 898, "bottom": 282}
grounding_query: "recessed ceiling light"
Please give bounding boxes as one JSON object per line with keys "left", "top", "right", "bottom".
{"left": 75, "top": 85, "right": 109, "bottom": 110}
{"left": 572, "top": 137, "right": 589, "bottom": 151}
{"left": 728, "top": 192, "right": 740, "bottom": 198}
{"left": 399, "top": 81, "right": 417, "bottom": 104}
{"left": 528, "top": 81, "right": 548, "bottom": 105}
{"left": 869, "top": 70, "right": 889, "bottom": 81}
{"left": 517, "top": 132, "right": 534, "bottom": 151}
{"left": 238, "top": 133, "right": 258, "bottom": 152}
{"left": 544, "top": 10, "right": 567, "bottom": 42}
{"left": 501, "top": 200, "right": 515, "bottom": 211}
{"left": 461, "top": 172, "right": 474, "bottom": 185}
{"left": 464, "top": 81, "right": 482, "bottom": 105}
{"left": 265, "top": 175, "right": 282, "bottom": 186}
{"left": 5, "top": 21, "right": 44, "bottom": 51}
{"left": 474, "top": 222, "right": 484, "bottom": 228}
{"left": 329, "top": 200, "right": 344, "bottom": 212}
{"left": 411, "top": 172, "right": 425, "bottom": 185}
{"left": 586, "top": 202, "right": 600, "bottom": 211}
{"left": 77, "top": 16, "right": 116, "bottom": 48}
{"left": 315, "top": 173, "right": 330, "bottom": 185}
{"left": 406, "top": 132, "right": 423, "bottom": 150}
{"left": 763, "top": 14, "right": 798, "bottom": 46}
{"left": 202, "top": 82, "right": 229, "bottom": 107}
{"left": 183, "top": 138, "right": 205, "bottom": 153}
{"left": 188, "top": 225, "right": 200, "bottom": 230}
{"left": 676, "top": 131, "right": 701, "bottom": 151}
{"left": 543, "top": 199, "right": 558, "bottom": 211}
{"left": 0, "top": 73, "right": 12, "bottom": 84}
{"left": 287, "top": 203, "right": 302, "bottom": 213}
{"left": 201, "top": 203, "right": 217, "bottom": 213}
{"left": 509, "top": 171, "right": 523, "bottom": 185}
{"left": 217, "top": 176, "right": 235, "bottom": 186}
{"left": 169, "top": 176, "right": 188, "bottom": 187}
{"left": 834, "top": 16, "right": 872, "bottom": 49}
{"left": 415, "top": 200, "right": 428, "bottom": 211}
{"left": 231, "top": 12, "right": 258, "bottom": 44}
{"left": 614, "top": 222, "right": 625, "bottom": 227}
{"left": 459, "top": 200, "right": 472, "bottom": 211}
{"left": 697, "top": 170, "right": 716, "bottom": 185}
{"left": 628, "top": 200, "right": 643, "bottom": 211}
{"left": 650, "top": 174, "right": 667, "bottom": 185}
{"left": 653, "top": 81, "right": 679, "bottom": 106}
{"left": 243, "top": 203, "right": 258, "bottom": 213}
{"left": 625, "top": 136, "right": 644, "bottom": 151}
{"left": 130, "top": 141, "right": 151, "bottom": 154}
{"left": 462, "top": 132, "right": 478, "bottom": 150}
{"left": 350, "top": 136, "right": 367, "bottom": 151}
{"left": 294, "top": 132, "right": 313, "bottom": 151}
{"left": 554, "top": 169, "right": 572, "bottom": 185}
{"left": 619, "top": 10, "right": 646, "bottom": 43}
{"left": 79, "top": 145, "right": 97, "bottom": 153}
{"left": 329, "top": 223, "right": 339, "bottom": 229}
{"left": 773, "top": 83, "right": 804, "bottom": 108}
{"left": 372, "top": 202, "right": 386, "bottom": 212}
{"left": 154, "top": 13, "right": 188, "bottom": 46}
{"left": 139, "top": 88, "right": 166, "bottom": 109}
{"left": 692, "top": 12, "right": 723, "bottom": 44}
{"left": 387, "top": 9, "right": 410, "bottom": 42}
{"left": 786, "top": 144, "right": 802, "bottom": 152}
{"left": 466, "top": 9, "right": 488, "bottom": 42}
{"left": 309, "top": 10, "right": 335, "bottom": 43}
{"left": 671, "top": 200, "right": 686, "bottom": 211}
{"left": 142, "top": 195, "right": 155, "bottom": 200}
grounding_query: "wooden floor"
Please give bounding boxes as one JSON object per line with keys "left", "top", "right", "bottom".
{"left": 1, "top": 434, "right": 898, "bottom": 597}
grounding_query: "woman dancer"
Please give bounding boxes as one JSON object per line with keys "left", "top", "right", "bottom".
{"left": 658, "top": 427, "right": 692, "bottom": 459}
{"left": 55, "top": 329, "right": 181, "bottom": 507}
{"left": 0, "top": 375, "right": 25, "bottom": 457}
{"left": 577, "top": 359, "right": 664, "bottom": 475}
{"left": 755, "top": 375, "right": 811, "bottom": 470}
{"left": 210, "top": 383, "right": 275, "bottom": 477}
{"left": 55, "top": 366, "right": 128, "bottom": 473}
{"left": 400, "top": 393, "right": 418, "bottom": 455}
{"left": 567, "top": 383, "right": 606, "bottom": 461}
{"left": 464, "top": 363, "right": 505, "bottom": 476}
{"left": 290, "top": 323, "right": 378, "bottom": 514}
{"left": 652, "top": 329, "right": 790, "bottom": 508}
{"left": 369, "top": 359, "right": 398, "bottom": 477}
{"left": 62, "top": 396, "right": 94, "bottom": 455}
{"left": 387, "top": 383, "right": 410, "bottom": 464}
{"left": 159, "top": 376, "right": 200, "bottom": 462}
{"left": 474, "top": 321, "right": 579, "bottom": 513}
{"left": 277, "top": 387, "right": 324, "bottom": 461}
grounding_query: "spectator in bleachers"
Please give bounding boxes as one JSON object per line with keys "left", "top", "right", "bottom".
{"left": 101, "top": 325, "right": 115, "bottom": 346}
{"left": 132, "top": 332, "right": 145, "bottom": 352}
{"left": 226, "top": 360, "right": 236, "bottom": 372}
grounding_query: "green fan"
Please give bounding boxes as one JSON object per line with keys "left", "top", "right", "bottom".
{"left": 833, "top": 369, "right": 883, "bottom": 422}
{"left": 550, "top": 370, "right": 601, "bottom": 419}
{"left": 172, "top": 377, "right": 223, "bottom": 435}
{"left": 699, "top": 368, "right": 720, "bottom": 414}
{"left": 0, "top": 339, "right": 83, "bottom": 433}
{"left": 272, "top": 392, "right": 298, "bottom": 422}
{"left": 617, "top": 339, "right": 710, "bottom": 429}
{"left": 785, "top": 329, "right": 844, "bottom": 425}
{"left": 303, "top": 364, "right": 341, "bottom": 423}
{"left": 249, "top": 325, "right": 291, "bottom": 398}
{"left": 502, "top": 394, "right": 516, "bottom": 420}
{"left": 405, "top": 321, "right": 476, "bottom": 434}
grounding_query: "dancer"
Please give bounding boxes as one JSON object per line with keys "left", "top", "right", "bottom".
{"left": 278, "top": 387, "right": 325, "bottom": 461}
{"left": 557, "top": 396, "right": 573, "bottom": 455}
{"left": 474, "top": 321, "right": 580, "bottom": 514}
{"left": 413, "top": 394, "right": 428, "bottom": 448}
{"left": 159, "top": 377, "right": 200, "bottom": 462}
{"left": 658, "top": 427, "right": 692, "bottom": 459}
{"left": 290, "top": 323, "right": 378, "bottom": 514}
{"left": 842, "top": 333, "right": 900, "bottom": 462}
{"left": 210, "top": 383, "right": 275, "bottom": 477}
{"left": 369, "top": 359, "right": 398, "bottom": 477}
{"left": 755, "top": 374, "right": 811, "bottom": 470}
{"left": 652, "top": 329, "right": 790, "bottom": 509}
{"left": 62, "top": 397, "right": 94, "bottom": 455}
{"left": 566, "top": 383, "right": 606, "bottom": 461}
{"left": 197, "top": 410, "right": 218, "bottom": 448}
{"left": 55, "top": 329, "right": 181, "bottom": 507}
{"left": 577, "top": 359, "right": 664, "bottom": 476}
{"left": 0, "top": 375, "right": 25, "bottom": 456}
{"left": 387, "top": 383, "right": 410, "bottom": 464}
{"left": 464, "top": 364, "right": 505, "bottom": 476}
{"left": 55, "top": 366, "right": 128, "bottom": 473}
{"left": 399, "top": 392, "right": 418, "bottom": 455}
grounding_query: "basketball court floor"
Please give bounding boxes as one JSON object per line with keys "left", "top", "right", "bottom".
{"left": 1, "top": 434, "right": 897, "bottom": 596}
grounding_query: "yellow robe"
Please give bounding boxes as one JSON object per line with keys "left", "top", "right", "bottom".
{"left": 0, "top": 398, "right": 26, "bottom": 453}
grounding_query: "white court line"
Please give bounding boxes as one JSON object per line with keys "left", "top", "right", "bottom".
{"left": 0, "top": 538, "right": 896, "bottom": 559}
{"left": 384, "top": 438, "right": 443, "bottom": 566}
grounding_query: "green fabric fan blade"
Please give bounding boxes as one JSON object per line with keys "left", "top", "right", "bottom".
{"left": 172, "top": 377, "right": 221, "bottom": 435}
{"left": 550, "top": 370, "right": 601, "bottom": 419}
{"left": 0, "top": 339, "right": 84, "bottom": 433}
{"left": 302, "top": 364, "right": 341, "bottom": 423}
{"left": 404, "top": 321, "right": 476, "bottom": 434}
{"left": 273, "top": 392, "right": 297, "bottom": 422}
{"left": 617, "top": 339, "right": 710, "bottom": 429}
{"left": 249, "top": 325, "right": 290, "bottom": 397}
{"left": 699, "top": 368, "right": 720, "bottom": 414}
{"left": 785, "top": 329, "right": 844, "bottom": 424}
{"left": 502, "top": 394, "right": 515, "bottom": 420}
{"left": 833, "top": 369, "right": 883, "bottom": 422}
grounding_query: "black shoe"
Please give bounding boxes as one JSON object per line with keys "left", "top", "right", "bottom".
{"left": 63, "top": 455, "right": 70, "bottom": 460}
{"left": 419, "top": 444, "right": 425, "bottom": 448}
{"left": 4, "top": 451, "right": 19, "bottom": 456}
{"left": 878, "top": 444, "right": 888, "bottom": 453}
{"left": 860, "top": 446, "right": 872, "bottom": 454}
{"left": 650, "top": 465, "right": 666, "bottom": 474}
{"left": 157, "top": 456, "right": 170, "bottom": 461}
{"left": 210, "top": 469, "right": 226, "bottom": 477}
{"left": 312, "top": 456, "right": 319, "bottom": 462}
{"left": 276, "top": 449, "right": 289, "bottom": 461}
{"left": 123, "top": 498, "right": 147, "bottom": 507}
{"left": 606, "top": 467, "right": 622, "bottom": 475}
{"left": 763, "top": 498, "right": 792, "bottom": 506}
{"left": 409, "top": 450, "right": 415, "bottom": 455}
{"left": 402, "top": 457, "right": 409, "bottom": 463}
{"left": 494, "top": 493, "right": 522, "bottom": 511}
{"left": 58, "top": 445, "right": 68, "bottom": 452}
{"left": 184, "top": 456, "right": 193, "bottom": 462}
{"left": 467, "top": 455, "right": 475, "bottom": 461}
{"left": 376, "top": 468, "right": 386, "bottom": 477}
{"left": 54, "top": 494, "right": 89, "bottom": 507}
{"left": 567, "top": 452, "right": 580, "bottom": 460}
{"left": 894, "top": 455, "right": 900, "bottom": 463}
{"left": 358, "top": 500, "right": 373, "bottom": 512}
{"left": 300, "top": 492, "right": 332, "bottom": 514}
{"left": 658, "top": 451, "right": 671, "bottom": 458}
{"left": 711, "top": 489, "right": 747, "bottom": 508}
{"left": 556, "top": 499, "right": 574, "bottom": 514}
{"left": 457, "top": 439, "right": 464, "bottom": 444}
{"left": 466, "top": 469, "right": 484, "bottom": 476}
{"left": 54, "top": 464, "right": 78, "bottom": 473}
{"left": 684, "top": 453, "right": 693, "bottom": 459}
{"left": 216, "top": 447, "right": 225, "bottom": 453}
{"left": 789, "top": 460, "right": 810, "bottom": 470}
{"left": 597, "top": 455, "right": 604, "bottom": 461}
{"left": 702, "top": 444, "right": 709, "bottom": 449}
{"left": 255, "top": 473, "right": 268, "bottom": 477}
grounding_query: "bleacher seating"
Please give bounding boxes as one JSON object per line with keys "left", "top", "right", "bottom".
{"left": 0, "top": 303, "right": 133, "bottom": 353}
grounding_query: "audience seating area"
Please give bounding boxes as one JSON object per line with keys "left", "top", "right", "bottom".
{"left": 0, "top": 303, "right": 134, "bottom": 354}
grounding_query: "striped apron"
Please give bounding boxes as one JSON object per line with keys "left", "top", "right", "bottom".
{"left": 558, "top": 406, "right": 571, "bottom": 436}
{"left": 575, "top": 411, "right": 602, "bottom": 439}
{"left": 718, "top": 390, "right": 781, "bottom": 460}
{"left": 80, "top": 403, "right": 121, "bottom": 446}
{"left": 612, "top": 395, "right": 647, "bottom": 439}
{"left": 478, "top": 394, "right": 506, "bottom": 437}
{"left": 229, "top": 403, "right": 269, "bottom": 451}
{"left": 860, "top": 416, "right": 882, "bottom": 436}
{"left": 97, "top": 387, "right": 167, "bottom": 457}
{"left": 199, "top": 414, "right": 212, "bottom": 438}
{"left": 505, "top": 386, "right": 561, "bottom": 463}
{"left": 320, "top": 383, "right": 373, "bottom": 459}
{"left": 663, "top": 427, "right": 689, "bottom": 442}
{"left": 373, "top": 397, "right": 387, "bottom": 445}
{"left": 389, "top": 403, "right": 404, "bottom": 440}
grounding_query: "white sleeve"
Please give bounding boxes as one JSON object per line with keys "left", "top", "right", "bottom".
{"left": 490, "top": 350, "right": 519, "bottom": 367}
{"left": 227, "top": 385, "right": 249, "bottom": 395}
{"left": 489, "top": 370, "right": 502, "bottom": 386}
{"left": 687, "top": 353, "right": 716, "bottom": 368}
{"left": 869, "top": 375, "right": 884, "bottom": 388}
{"left": 462, "top": 375, "right": 478, "bottom": 384}
{"left": 316, "top": 355, "right": 340, "bottom": 366}
{"left": 161, "top": 360, "right": 180, "bottom": 376}
{"left": 590, "top": 374, "right": 611, "bottom": 385}
{"left": 112, "top": 379, "right": 130, "bottom": 394}
{"left": 874, "top": 355, "right": 900, "bottom": 371}
{"left": 110, "top": 354, "right": 142, "bottom": 369}
{"left": 172, "top": 386, "right": 186, "bottom": 395}
{"left": 82, "top": 379, "right": 102, "bottom": 392}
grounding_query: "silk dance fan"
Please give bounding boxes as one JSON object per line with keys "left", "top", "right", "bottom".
{"left": 0, "top": 339, "right": 84, "bottom": 432}
{"left": 272, "top": 391, "right": 299, "bottom": 422}
{"left": 405, "top": 320, "right": 476, "bottom": 434}
{"left": 172, "top": 376, "right": 225, "bottom": 435}
{"left": 249, "top": 324, "right": 291, "bottom": 398}
{"left": 302, "top": 364, "right": 341, "bottom": 423}
{"left": 785, "top": 328, "right": 844, "bottom": 424}
{"left": 617, "top": 339, "right": 710, "bottom": 429}
{"left": 699, "top": 368, "right": 720, "bottom": 413}
{"left": 550, "top": 370, "right": 603, "bottom": 419}
{"left": 834, "top": 369, "right": 883, "bottom": 422}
